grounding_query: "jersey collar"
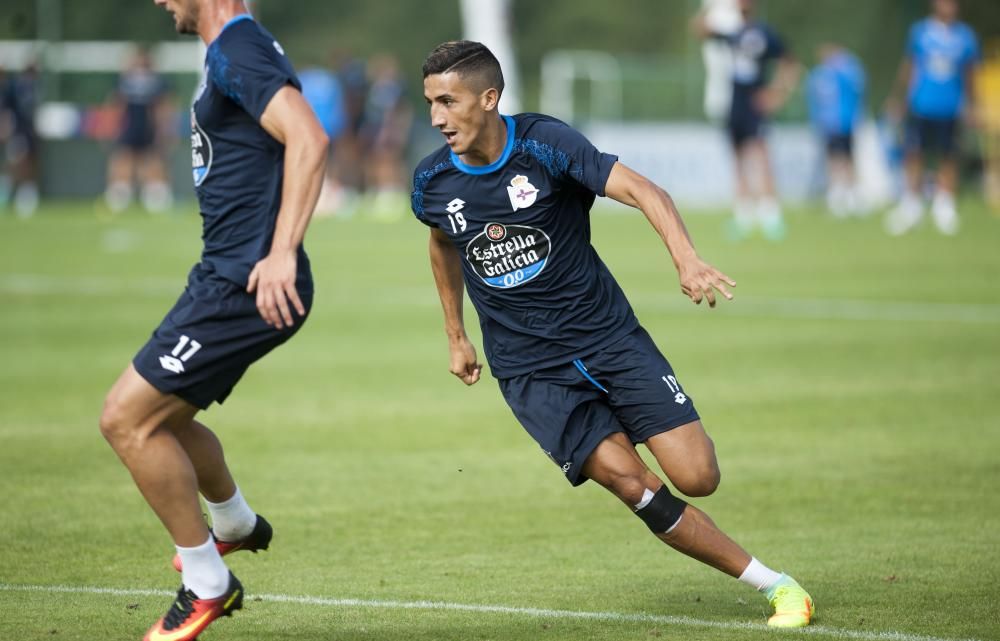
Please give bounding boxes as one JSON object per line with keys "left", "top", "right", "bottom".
{"left": 220, "top": 13, "right": 253, "bottom": 35}
{"left": 450, "top": 115, "right": 515, "bottom": 175}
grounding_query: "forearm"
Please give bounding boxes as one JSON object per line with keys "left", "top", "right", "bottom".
{"left": 429, "top": 232, "right": 468, "bottom": 339}
{"left": 889, "top": 59, "right": 913, "bottom": 108}
{"left": 966, "top": 66, "right": 979, "bottom": 113}
{"left": 270, "top": 133, "right": 328, "bottom": 253}
{"left": 632, "top": 178, "right": 699, "bottom": 269}
{"left": 768, "top": 59, "right": 800, "bottom": 104}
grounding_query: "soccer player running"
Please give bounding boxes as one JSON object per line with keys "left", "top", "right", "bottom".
{"left": 806, "top": 43, "right": 866, "bottom": 217}
{"left": 885, "top": 0, "right": 980, "bottom": 236}
{"left": 693, "top": 0, "right": 800, "bottom": 241}
{"left": 99, "top": 1, "right": 328, "bottom": 640}
{"left": 412, "top": 40, "right": 814, "bottom": 628}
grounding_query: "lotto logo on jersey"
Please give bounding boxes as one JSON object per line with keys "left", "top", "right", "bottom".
{"left": 466, "top": 223, "right": 551, "bottom": 289}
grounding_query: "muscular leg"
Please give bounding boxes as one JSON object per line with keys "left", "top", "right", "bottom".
{"left": 903, "top": 149, "right": 924, "bottom": 195}
{"left": 99, "top": 364, "right": 208, "bottom": 546}
{"left": 742, "top": 138, "right": 777, "bottom": 200}
{"left": 730, "top": 143, "right": 756, "bottom": 237}
{"left": 582, "top": 432, "right": 750, "bottom": 578}
{"left": 170, "top": 417, "right": 237, "bottom": 504}
{"left": 937, "top": 155, "right": 958, "bottom": 195}
{"left": 645, "top": 420, "right": 720, "bottom": 498}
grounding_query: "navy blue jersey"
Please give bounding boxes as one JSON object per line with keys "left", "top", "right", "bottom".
{"left": 118, "top": 67, "right": 168, "bottom": 147}
{"left": 715, "top": 22, "right": 786, "bottom": 92}
{"left": 191, "top": 14, "right": 309, "bottom": 287}
{"left": 411, "top": 113, "right": 639, "bottom": 378}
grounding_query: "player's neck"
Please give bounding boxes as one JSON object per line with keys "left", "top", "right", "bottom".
{"left": 199, "top": 0, "right": 251, "bottom": 44}
{"left": 460, "top": 114, "right": 507, "bottom": 167}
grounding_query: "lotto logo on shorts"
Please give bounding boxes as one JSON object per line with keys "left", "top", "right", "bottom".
{"left": 159, "top": 335, "right": 202, "bottom": 374}
{"left": 662, "top": 375, "right": 687, "bottom": 405}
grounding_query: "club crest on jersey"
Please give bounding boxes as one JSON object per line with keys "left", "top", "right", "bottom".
{"left": 507, "top": 175, "right": 539, "bottom": 211}
{"left": 466, "top": 223, "right": 551, "bottom": 289}
{"left": 190, "top": 112, "right": 213, "bottom": 187}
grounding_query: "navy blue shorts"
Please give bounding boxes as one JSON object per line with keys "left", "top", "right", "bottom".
{"left": 498, "top": 327, "right": 700, "bottom": 487}
{"left": 905, "top": 115, "right": 959, "bottom": 156}
{"left": 133, "top": 264, "right": 312, "bottom": 410}
{"left": 727, "top": 91, "right": 766, "bottom": 148}
{"left": 825, "top": 133, "right": 853, "bottom": 156}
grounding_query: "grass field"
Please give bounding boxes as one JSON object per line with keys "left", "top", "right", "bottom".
{"left": 1, "top": 200, "right": 999, "bottom": 641}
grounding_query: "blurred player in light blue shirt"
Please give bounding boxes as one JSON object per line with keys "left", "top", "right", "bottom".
{"left": 807, "top": 44, "right": 866, "bottom": 217}
{"left": 298, "top": 64, "right": 347, "bottom": 216}
{"left": 886, "top": 0, "right": 980, "bottom": 235}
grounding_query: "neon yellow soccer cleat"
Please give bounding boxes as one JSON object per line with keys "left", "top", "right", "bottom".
{"left": 766, "top": 575, "right": 815, "bottom": 628}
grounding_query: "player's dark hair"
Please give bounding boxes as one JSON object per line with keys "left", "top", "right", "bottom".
{"left": 422, "top": 40, "right": 505, "bottom": 95}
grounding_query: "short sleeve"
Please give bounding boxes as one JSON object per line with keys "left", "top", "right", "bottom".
{"left": 765, "top": 26, "right": 787, "bottom": 59}
{"left": 211, "top": 30, "right": 297, "bottom": 121}
{"left": 906, "top": 24, "right": 921, "bottom": 59}
{"left": 543, "top": 121, "right": 618, "bottom": 196}
{"left": 965, "top": 28, "right": 981, "bottom": 66}
{"left": 411, "top": 159, "right": 448, "bottom": 227}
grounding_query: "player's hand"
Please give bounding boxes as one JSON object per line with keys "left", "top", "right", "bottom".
{"left": 448, "top": 335, "right": 483, "bottom": 386}
{"left": 246, "top": 249, "right": 304, "bottom": 329}
{"left": 753, "top": 88, "right": 784, "bottom": 115}
{"left": 883, "top": 97, "right": 905, "bottom": 124}
{"left": 677, "top": 257, "right": 735, "bottom": 308}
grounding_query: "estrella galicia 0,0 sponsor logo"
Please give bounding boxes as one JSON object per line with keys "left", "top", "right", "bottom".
{"left": 466, "top": 223, "right": 551, "bottom": 289}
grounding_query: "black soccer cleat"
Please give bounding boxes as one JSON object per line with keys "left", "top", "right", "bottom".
{"left": 172, "top": 514, "right": 272, "bottom": 572}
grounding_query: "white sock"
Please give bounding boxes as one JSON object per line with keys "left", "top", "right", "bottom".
{"left": 900, "top": 190, "right": 923, "bottom": 214}
{"left": 732, "top": 198, "right": 756, "bottom": 231}
{"left": 176, "top": 536, "right": 229, "bottom": 598}
{"left": 756, "top": 197, "right": 783, "bottom": 224}
{"left": 141, "top": 181, "right": 173, "bottom": 213}
{"left": 206, "top": 486, "right": 256, "bottom": 542}
{"left": 738, "top": 557, "right": 783, "bottom": 592}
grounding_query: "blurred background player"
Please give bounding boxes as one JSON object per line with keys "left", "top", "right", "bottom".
{"left": 360, "top": 52, "right": 412, "bottom": 220}
{"left": 298, "top": 53, "right": 348, "bottom": 216}
{"left": 806, "top": 43, "right": 867, "bottom": 217}
{"left": 100, "top": 1, "right": 328, "bottom": 639}
{"left": 2, "top": 61, "right": 41, "bottom": 217}
{"left": 885, "top": 0, "right": 980, "bottom": 236}
{"left": 104, "top": 47, "right": 175, "bottom": 214}
{"left": 694, "top": 0, "right": 800, "bottom": 241}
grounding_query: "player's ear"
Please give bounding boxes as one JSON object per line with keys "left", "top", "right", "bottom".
{"left": 480, "top": 87, "right": 500, "bottom": 112}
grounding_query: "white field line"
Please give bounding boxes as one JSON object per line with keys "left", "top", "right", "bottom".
{"left": 3, "top": 273, "right": 1000, "bottom": 324}
{"left": 0, "top": 583, "right": 987, "bottom": 641}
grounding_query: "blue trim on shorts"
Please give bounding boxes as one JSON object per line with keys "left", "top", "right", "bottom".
{"left": 573, "top": 359, "right": 608, "bottom": 394}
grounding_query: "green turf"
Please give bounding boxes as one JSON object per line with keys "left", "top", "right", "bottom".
{"left": 1, "top": 201, "right": 999, "bottom": 641}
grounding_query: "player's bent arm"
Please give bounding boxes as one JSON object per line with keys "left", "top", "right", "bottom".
{"left": 247, "top": 85, "right": 329, "bottom": 328}
{"left": 886, "top": 58, "right": 913, "bottom": 118}
{"left": 260, "top": 85, "right": 329, "bottom": 255}
{"left": 765, "top": 57, "right": 802, "bottom": 112}
{"left": 964, "top": 61, "right": 980, "bottom": 127}
{"left": 429, "top": 228, "right": 482, "bottom": 385}
{"left": 604, "top": 162, "right": 735, "bottom": 307}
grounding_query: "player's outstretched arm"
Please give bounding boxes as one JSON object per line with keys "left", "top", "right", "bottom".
{"left": 758, "top": 56, "right": 802, "bottom": 115}
{"left": 604, "top": 162, "right": 735, "bottom": 308}
{"left": 247, "top": 86, "right": 330, "bottom": 329}
{"left": 429, "top": 228, "right": 482, "bottom": 385}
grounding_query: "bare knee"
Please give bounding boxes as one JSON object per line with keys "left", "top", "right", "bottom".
{"left": 99, "top": 391, "right": 153, "bottom": 453}
{"left": 674, "top": 462, "right": 721, "bottom": 498}
{"left": 603, "top": 470, "right": 661, "bottom": 507}
{"left": 99, "top": 392, "right": 130, "bottom": 445}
